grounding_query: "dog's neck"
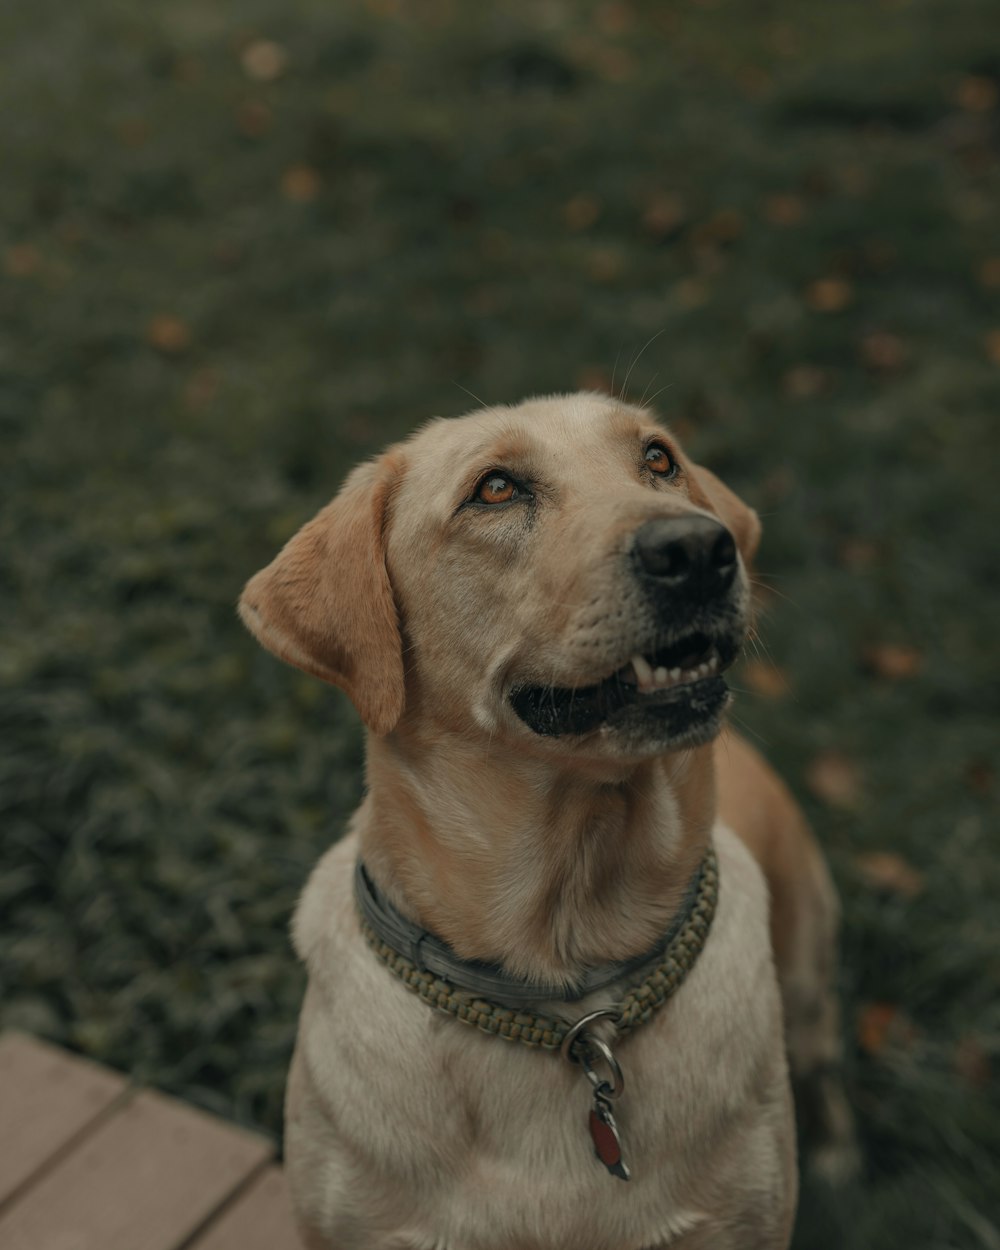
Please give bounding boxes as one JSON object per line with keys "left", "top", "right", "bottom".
{"left": 358, "top": 728, "right": 716, "bottom": 985}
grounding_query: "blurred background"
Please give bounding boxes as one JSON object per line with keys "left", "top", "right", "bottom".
{"left": 1, "top": 0, "right": 998, "bottom": 1245}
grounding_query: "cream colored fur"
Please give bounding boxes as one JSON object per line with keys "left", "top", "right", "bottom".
{"left": 239, "top": 393, "right": 854, "bottom": 1249}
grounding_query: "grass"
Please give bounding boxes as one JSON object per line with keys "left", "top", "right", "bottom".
{"left": 1, "top": 1, "right": 998, "bottom": 1245}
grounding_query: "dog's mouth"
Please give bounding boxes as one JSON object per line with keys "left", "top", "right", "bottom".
{"left": 509, "top": 629, "right": 739, "bottom": 742}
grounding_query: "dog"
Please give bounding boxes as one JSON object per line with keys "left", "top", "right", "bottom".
{"left": 239, "top": 392, "right": 855, "bottom": 1250}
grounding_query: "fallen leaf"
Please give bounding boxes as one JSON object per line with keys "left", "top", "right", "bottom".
{"left": 783, "top": 365, "right": 829, "bottom": 399}
{"left": 673, "top": 277, "right": 711, "bottom": 308}
{"left": 855, "top": 851, "right": 924, "bottom": 899}
{"left": 563, "top": 194, "right": 602, "bottom": 231}
{"left": 691, "top": 209, "right": 745, "bottom": 247}
{"left": 742, "top": 660, "right": 790, "bottom": 699}
{"left": 4, "top": 244, "right": 40, "bottom": 277}
{"left": 281, "top": 164, "right": 321, "bottom": 203}
{"left": 596, "top": 2, "right": 634, "bottom": 34}
{"left": 955, "top": 75, "right": 998, "bottom": 113}
{"left": 642, "top": 193, "right": 686, "bottom": 238}
{"left": 965, "top": 759, "right": 993, "bottom": 796}
{"left": 595, "top": 47, "right": 634, "bottom": 81}
{"left": 184, "top": 369, "right": 218, "bottom": 409}
{"left": 236, "top": 100, "right": 271, "bottom": 138}
{"left": 805, "top": 277, "right": 854, "bottom": 312}
{"left": 862, "top": 642, "right": 923, "bottom": 680}
{"left": 857, "top": 1002, "right": 914, "bottom": 1055}
{"left": 954, "top": 1036, "right": 992, "bottom": 1087}
{"left": 587, "top": 246, "right": 625, "bottom": 282}
{"left": 763, "top": 193, "right": 805, "bottom": 226}
{"left": 986, "top": 329, "right": 1000, "bottom": 365}
{"left": 978, "top": 257, "right": 1000, "bottom": 289}
{"left": 117, "top": 118, "right": 149, "bottom": 147}
{"left": 860, "top": 331, "right": 908, "bottom": 373}
{"left": 241, "top": 39, "right": 288, "bottom": 82}
{"left": 837, "top": 538, "right": 881, "bottom": 570}
{"left": 805, "top": 749, "right": 862, "bottom": 810}
{"left": 146, "top": 315, "right": 191, "bottom": 354}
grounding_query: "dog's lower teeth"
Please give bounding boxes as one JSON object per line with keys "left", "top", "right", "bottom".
{"left": 627, "top": 648, "right": 721, "bottom": 694}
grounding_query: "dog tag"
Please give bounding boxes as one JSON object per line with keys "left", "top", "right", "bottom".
{"left": 589, "top": 1092, "right": 631, "bottom": 1181}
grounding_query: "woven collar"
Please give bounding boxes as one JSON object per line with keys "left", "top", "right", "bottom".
{"left": 354, "top": 844, "right": 719, "bottom": 1045}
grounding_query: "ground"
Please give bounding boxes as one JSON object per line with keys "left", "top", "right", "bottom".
{"left": 1, "top": 2, "right": 998, "bottom": 1246}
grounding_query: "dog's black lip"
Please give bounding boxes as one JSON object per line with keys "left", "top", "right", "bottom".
{"left": 509, "top": 630, "right": 740, "bottom": 738}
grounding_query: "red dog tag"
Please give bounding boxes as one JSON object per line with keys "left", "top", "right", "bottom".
{"left": 589, "top": 1097, "right": 631, "bottom": 1181}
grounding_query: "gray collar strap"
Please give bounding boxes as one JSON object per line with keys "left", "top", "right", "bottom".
{"left": 353, "top": 851, "right": 712, "bottom": 1010}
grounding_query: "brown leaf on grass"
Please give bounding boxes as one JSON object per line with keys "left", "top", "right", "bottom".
{"left": 281, "top": 164, "right": 321, "bottom": 203}
{"left": 595, "top": 47, "right": 634, "bottom": 82}
{"left": 954, "top": 1036, "right": 992, "bottom": 1087}
{"left": 862, "top": 642, "right": 924, "bottom": 680}
{"left": 783, "top": 365, "right": 829, "bottom": 399}
{"left": 857, "top": 1002, "right": 915, "bottom": 1056}
{"left": 805, "top": 277, "right": 854, "bottom": 313}
{"left": 763, "top": 193, "right": 805, "bottom": 226}
{"left": 742, "top": 660, "right": 790, "bottom": 699}
{"left": 955, "top": 75, "right": 998, "bottom": 113}
{"left": 978, "top": 257, "right": 1000, "bottom": 289}
{"left": 673, "top": 278, "right": 711, "bottom": 308}
{"left": 184, "top": 369, "right": 218, "bottom": 409}
{"left": 563, "top": 194, "right": 602, "bottom": 231}
{"left": 641, "top": 193, "right": 686, "bottom": 238}
{"left": 965, "top": 759, "right": 993, "bottom": 796}
{"left": 805, "top": 749, "right": 863, "bottom": 810}
{"left": 146, "top": 315, "right": 191, "bottom": 354}
{"left": 860, "top": 331, "right": 908, "bottom": 374}
{"left": 837, "top": 538, "right": 881, "bottom": 570}
{"left": 587, "top": 246, "right": 625, "bottom": 282}
{"left": 596, "top": 2, "right": 635, "bottom": 34}
{"left": 985, "top": 329, "right": 1000, "bottom": 365}
{"left": 241, "top": 39, "right": 288, "bottom": 82}
{"left": 691, "top": 209, "right": 745, "bottom": 248}
{"left": 855, "top": 851, "right": 925, "bottom": 900}
{"left": 236, "top": 100, "right": 272, "bottom": 138}
{"left": 4, "top": 244, "right": 40, "bottom": 277}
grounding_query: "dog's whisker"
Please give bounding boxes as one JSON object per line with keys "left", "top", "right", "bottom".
{"left": 620, "top": 328, "right": 667, "bottom": 403}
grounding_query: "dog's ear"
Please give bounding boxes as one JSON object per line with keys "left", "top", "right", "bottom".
{"left": 238, "top": 451, "right": 406, "bottom": 735}
{"left": 687, "top": 464, "right": 761, "bottom": 565}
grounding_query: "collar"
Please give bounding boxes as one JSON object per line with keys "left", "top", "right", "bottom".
{"left": 354, "top": 845, "right": 717, "bottom": 1013}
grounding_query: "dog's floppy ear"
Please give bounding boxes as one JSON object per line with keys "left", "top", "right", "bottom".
{"left": 238, "top": 451, "right": 406, "bottom": 735}
{"left": 687, "top": 463, "right": 762, "bottom": 565}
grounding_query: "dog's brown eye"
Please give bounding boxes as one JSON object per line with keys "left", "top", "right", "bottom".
{"left": 476, "top": 473, "right": 517, "bottom": 504}
{"left": 644, "top": 443, "right": 677, "bottom": 477}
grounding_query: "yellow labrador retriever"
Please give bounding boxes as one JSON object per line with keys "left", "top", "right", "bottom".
{"left": 240, "top": 392, "right": 854, "bottom": 1250}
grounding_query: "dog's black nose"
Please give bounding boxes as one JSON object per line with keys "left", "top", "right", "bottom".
{"left": 633, "top": 516, "right": 737, "bottom": 593}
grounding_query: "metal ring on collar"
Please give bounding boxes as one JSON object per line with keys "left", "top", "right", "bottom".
{"left": 579, "top": 1036, "right": 625, "bottom": 1100}
{"left": 559, "top": 1008, "right": 620, "bottom": 1064}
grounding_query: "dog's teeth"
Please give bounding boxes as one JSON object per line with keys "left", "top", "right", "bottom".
{"left": 654, "top": 666, "right": 668, "bottom": 684}
{"left": 631, "top": 654, "right": 654, "bottom": 688}
{"left": 669, "top": 667, "right": 681, "bottom": 681}
{"left": 707, "top": 654, "right": 718, "bottom": 671}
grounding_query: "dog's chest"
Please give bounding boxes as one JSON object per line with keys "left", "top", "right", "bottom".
{"left": 288, "top": 826, "right": 792, "bottom": 1250}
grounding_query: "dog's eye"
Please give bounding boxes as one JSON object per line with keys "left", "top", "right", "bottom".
{"left": 644, "top": 442, "right": 678, "bottom": 478}
{"left": 475, "top": 473, "right": 518, "bottom": 505}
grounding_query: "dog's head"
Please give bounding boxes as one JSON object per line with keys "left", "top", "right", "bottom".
{"left": 240, "top": 393, "right": 759, "bottom": 762}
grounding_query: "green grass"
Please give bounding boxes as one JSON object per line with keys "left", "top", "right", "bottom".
{"left": 1, "top": 1, "right": 999, "bottom": 1245}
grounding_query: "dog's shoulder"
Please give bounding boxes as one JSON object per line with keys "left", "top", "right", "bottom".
{"left": 291, "top": 829, "right": 359, "bottom": 969}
